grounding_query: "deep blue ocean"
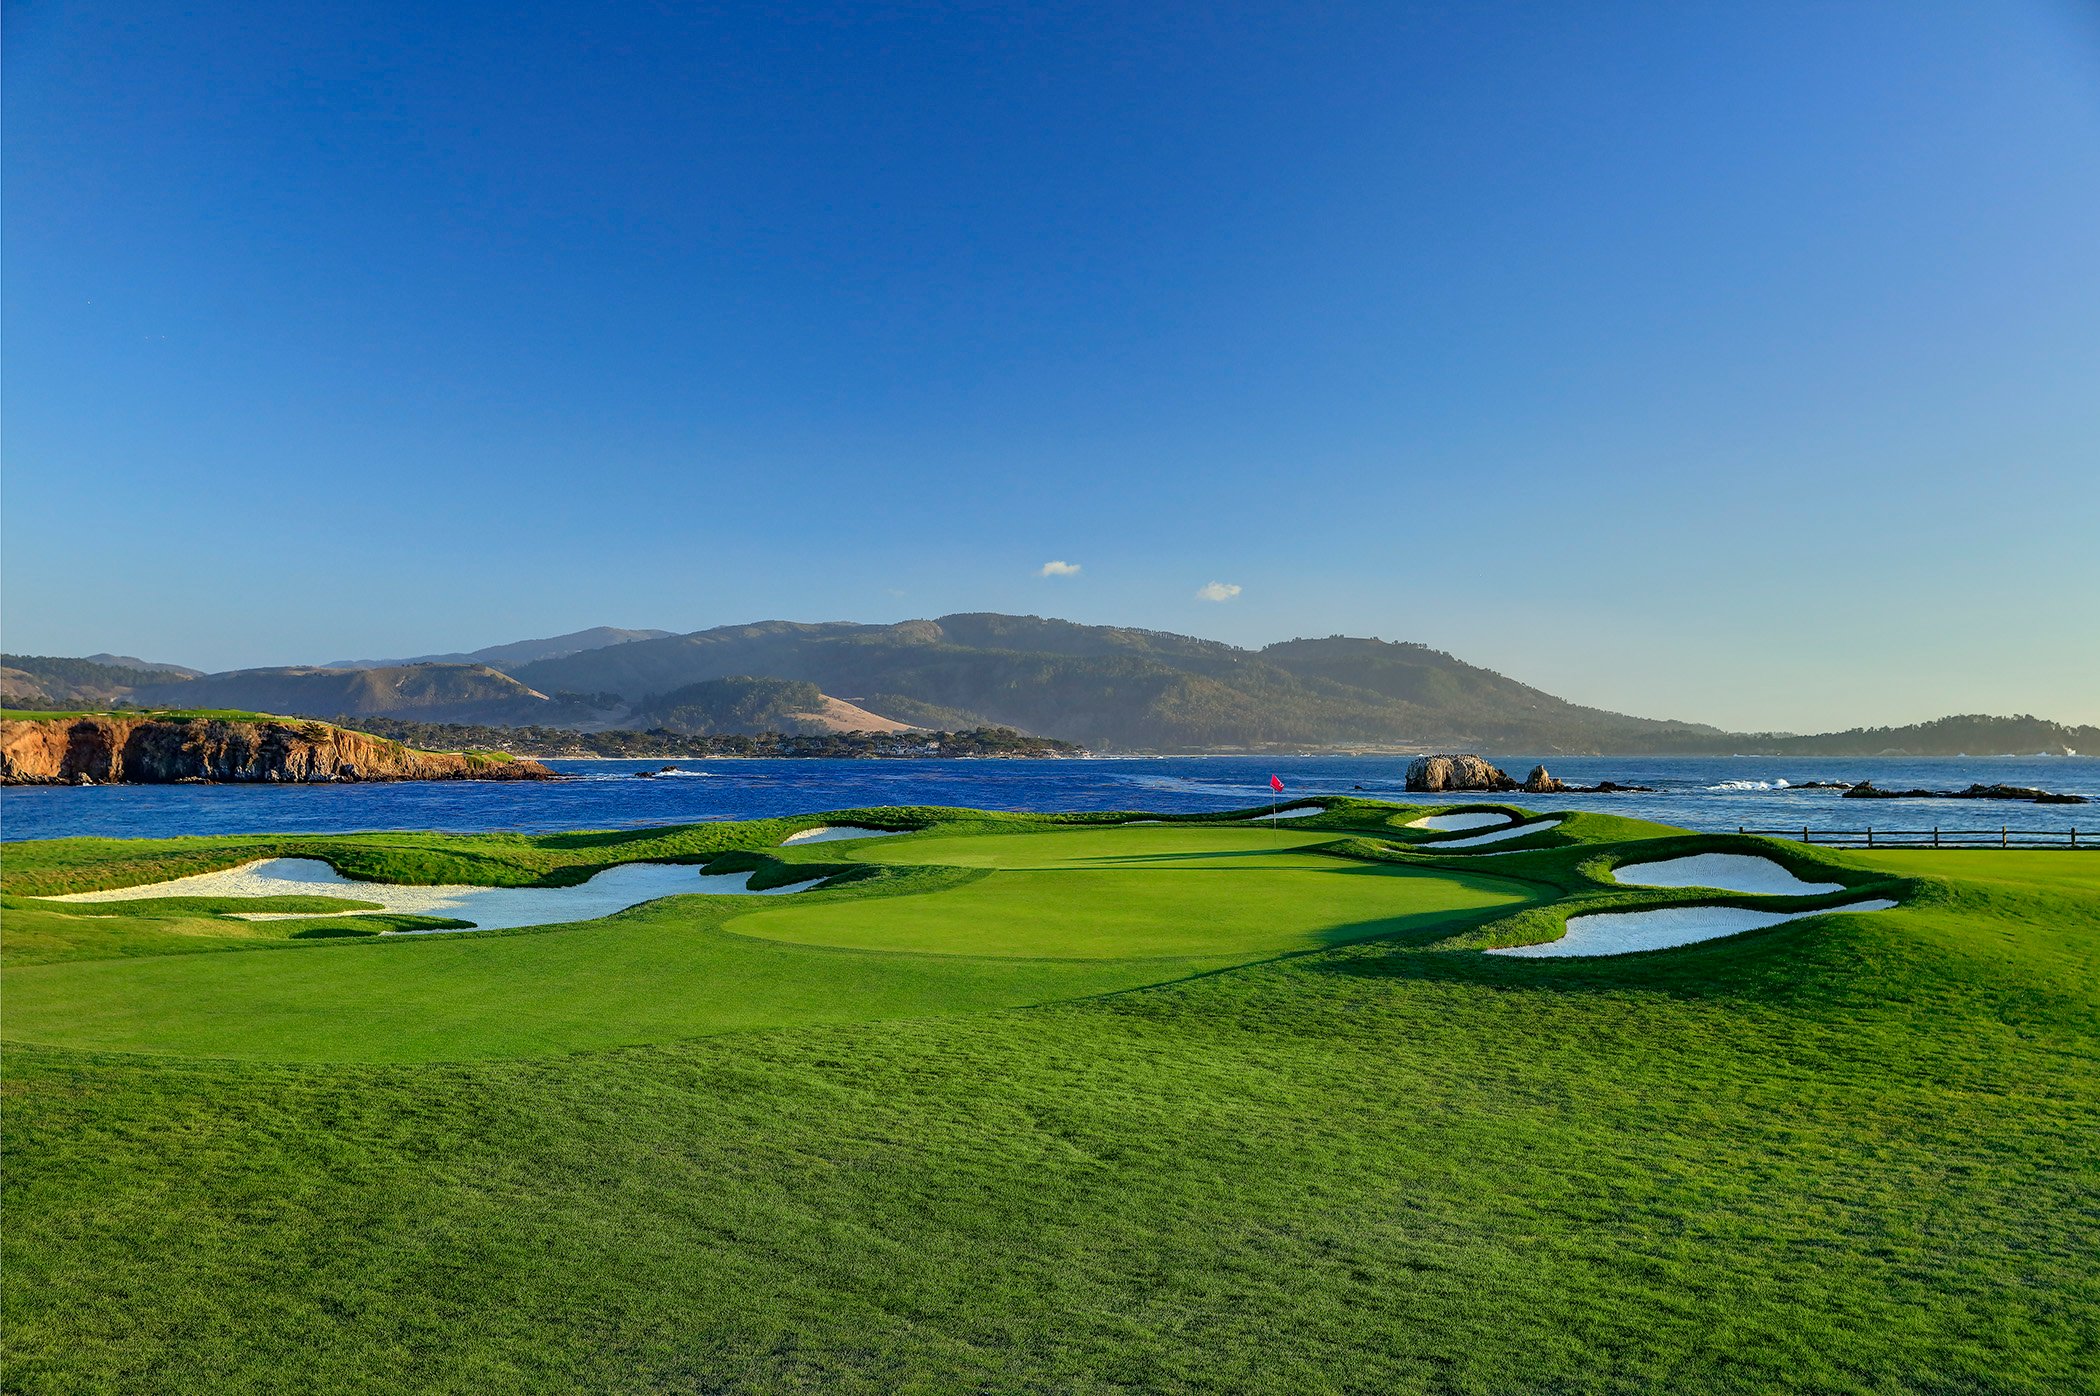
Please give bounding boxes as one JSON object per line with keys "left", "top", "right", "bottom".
{"left": 3, "top": 754, "right": 2096, "bottom": 843}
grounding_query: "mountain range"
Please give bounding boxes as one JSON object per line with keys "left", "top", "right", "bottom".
{"left": 5, "top": 615, "right": 2095, "bottom": 756}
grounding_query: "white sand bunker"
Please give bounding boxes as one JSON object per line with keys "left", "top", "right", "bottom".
{"left": 47, "top": 857, "right": 819, "bottom": 932}
{"left": 1612, "top": 853, "right": 1844, "bottom": 897}
{"left": 1488, "top": 898, "right": 1898, "bottom": 958}
{"left": 1245, "top": 806, "right": 1324, "bottom": 821}
{"left": 780, "top": 825, "right": 908, "bottom": 845}
{"left": 1406, "top": 812, "right": 1512, "bottom": 832}
{"left": 1421, "top": 818, "right": 1564, "bottom": 849}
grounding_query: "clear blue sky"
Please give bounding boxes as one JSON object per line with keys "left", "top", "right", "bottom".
{"left": 6, "top": 1, "right": 2097, "bottom": 730}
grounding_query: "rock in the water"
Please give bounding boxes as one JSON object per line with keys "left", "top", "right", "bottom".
{"left": 1842, "top": 781, "right": 2087, "bottom": 805}
{"left": 1406, "top": 754, "right": 1518, "bottom": 793}
{"left": 1523, "top": 764, "right": 1564, "bottom": 793}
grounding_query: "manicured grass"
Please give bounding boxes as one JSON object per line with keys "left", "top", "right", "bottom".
{"left": 3, "top": 806, "right": 2095, "bottom": 1394}
{"left": 742, "top": 828, "right": 1527, "bottom": 958}
{"left": 2, "top": 822, "right": 1537, "bottom": 1058}
{"left": 1, "top": 706, "right": 303, "bottom": 723}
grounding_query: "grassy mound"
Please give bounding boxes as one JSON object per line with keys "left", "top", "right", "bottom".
{"left": 3, "top": 802, "right": 2095, "bottom": 1393}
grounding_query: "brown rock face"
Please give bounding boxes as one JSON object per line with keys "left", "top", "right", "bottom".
{"left": 1523, "top": 764, "right": 1564, "bottom": 793}
{"left": 0, "top": 716, "right": 553, "bottom": 785}
{"left": 1404, "top": 754, "right": 1517, "bottom": 793}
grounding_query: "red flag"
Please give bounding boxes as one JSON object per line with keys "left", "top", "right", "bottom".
{"left": 1269, "top": 774, "right": 1284, "bottom": 793}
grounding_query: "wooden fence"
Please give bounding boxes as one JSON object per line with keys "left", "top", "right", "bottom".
{"left": 1739, "top": 825, "right": 2085, "bottom": 849}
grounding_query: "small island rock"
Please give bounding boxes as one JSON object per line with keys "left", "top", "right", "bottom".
{"left": 1406, "top": 754, "right": 1518, "bottom": 793}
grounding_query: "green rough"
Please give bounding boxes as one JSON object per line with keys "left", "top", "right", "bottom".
{"left": 4, "top": 801, "right": 2096, "bottom": 1395}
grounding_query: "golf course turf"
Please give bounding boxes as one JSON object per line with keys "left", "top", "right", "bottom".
{"left": 4, "top": 800, "right": 2095, "bottom": 1393}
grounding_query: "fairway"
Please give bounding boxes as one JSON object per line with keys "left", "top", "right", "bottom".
{"left": 0, "top": 816, "right": 1534, "bottom": 1060}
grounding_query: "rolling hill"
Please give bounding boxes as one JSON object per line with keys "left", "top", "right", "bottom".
{"left": 629, "top": 677, "right": 916, "bottom": 736}
{"left": 512, "top": 615, "right": 1727, "bottom": 752}
{"left": 1, "top": 654, "right": 203, "bottom": 708}
{"left": 13, "top": 617, "right": 2094, "bottom": 754}
{"left": 126, "top": 664, "right": 588, "bottom": 726}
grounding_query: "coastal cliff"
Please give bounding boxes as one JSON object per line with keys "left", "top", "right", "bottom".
{"left": 0, "top": 715, "right": 553, "bottom": 785}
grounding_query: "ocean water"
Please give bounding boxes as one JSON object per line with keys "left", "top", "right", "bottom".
{"left": 3, "top": 754, "right": 2095, "bottom": 843}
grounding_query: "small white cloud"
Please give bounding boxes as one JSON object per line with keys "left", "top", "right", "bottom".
{"left": 1195, "top": 581, "right": 1242, "bottom": 602}
{"left": 1038, "top": 560, "right": 1082, "bottom": 578}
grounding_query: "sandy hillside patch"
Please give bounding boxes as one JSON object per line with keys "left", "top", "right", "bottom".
{"left": 788, "top": 696, "right": 919, "bottom": 735}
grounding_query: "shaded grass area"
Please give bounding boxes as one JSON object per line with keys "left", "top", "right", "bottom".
{"left": 0, "top": 900, "right": 472, "bottom": 963}
{"left": 4, "top": 806, "right": 2096, "bottom": 1392}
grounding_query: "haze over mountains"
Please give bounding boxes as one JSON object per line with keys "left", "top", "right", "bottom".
{"left": 5, "top": 615, "right": 2095, "bottom": 756}
{"left": 323, "top": 626, "right": 676, "bottom": 672}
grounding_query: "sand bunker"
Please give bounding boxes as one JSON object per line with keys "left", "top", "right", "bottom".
{"left": 1420, "top": 818, "right": 1563, "bottom": 849}
{"left": 1406, "top": 812, "right": 1513, "bottom": 832}
{"left": 47, "top": 857, "right": 820, "bottom": 932}
{"left": 1612, "top": 853, "right": 1844, "bottom": 897}
{"left": 780, "top": 826, "right": 908, "bottom": 845}
{"left": 1488, "top": 898, "right": 1898, "bottom": 958}
{"left": 1245, "top": 807, "right": 1324, "bottom": 821}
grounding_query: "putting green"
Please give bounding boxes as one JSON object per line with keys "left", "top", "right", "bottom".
{"left": 742, "top": 828, "right": 1524, "bottom": 957}
{"left": 0, "top": 821, "right": 1536, "bottom": 1062}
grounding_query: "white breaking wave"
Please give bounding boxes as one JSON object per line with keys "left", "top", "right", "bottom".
{"left": 1704, "top": 779, "right": 1791, "bottom": 792}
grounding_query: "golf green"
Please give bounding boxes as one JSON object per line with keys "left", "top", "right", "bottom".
{"left": 739, "top": 829, "right": 1526, "bottom": 957}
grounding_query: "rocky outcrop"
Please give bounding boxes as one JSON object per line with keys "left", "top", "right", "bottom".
{"left": 1523, "top": 764, "right": 1564, "bottom": 793}
{"left": 1, "top": 716, "right": 553, "bottom": 785}
{"left": 1842, "top": 781, "right": 2088, "bottom": 805}
{"left": 1406, "top": 754, "right": 1518, "bottom": 793}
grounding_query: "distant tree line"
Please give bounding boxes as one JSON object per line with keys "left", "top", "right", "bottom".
{"left": 337, "top": 716, "right": 1085, "bottom": 759}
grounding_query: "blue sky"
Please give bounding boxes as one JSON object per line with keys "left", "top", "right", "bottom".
{"left": 5, "top": 1, "right": 2097, "bottom": 730}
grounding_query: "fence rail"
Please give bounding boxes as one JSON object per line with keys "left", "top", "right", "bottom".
{"left": 1740, "top": 825, "right": 2085, "bottom": 849}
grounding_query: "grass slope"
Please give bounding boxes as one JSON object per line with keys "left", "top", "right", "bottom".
{"left": 3, "top": 804, "right": 2095, "bottom": 1394}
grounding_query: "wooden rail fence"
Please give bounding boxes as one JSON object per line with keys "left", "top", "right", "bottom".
{"left": 1739, "top": 826, "right": 2085, "bottom": 849}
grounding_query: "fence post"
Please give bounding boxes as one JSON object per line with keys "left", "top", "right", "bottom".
{"left": 2002, "top": 826, "right": 2008, "bottom": 849}
{"left": 1803, "top": 825, "right": 1810, "bottom": 844}
{"left": 1934, "top": 827, "right": 1939, "bottom": 849}
{"left": 1867, "top": 827, "right": 1874, "bottom": 848}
